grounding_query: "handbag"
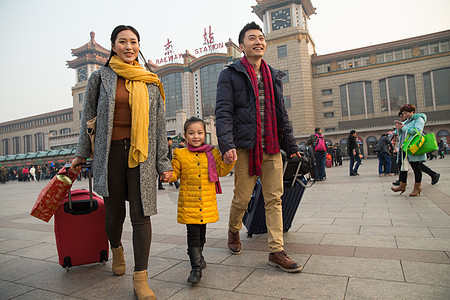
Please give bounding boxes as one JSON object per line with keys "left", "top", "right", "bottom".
{"left": 30, "top": 167, "right": 80, "bottom": 222}
{"left": 402, "top": 129, "right": 438, "bottom": 156}
{"left": 86, "top": 116, "right": 97, "bottom": 158}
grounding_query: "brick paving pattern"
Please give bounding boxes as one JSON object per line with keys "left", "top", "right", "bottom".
{"left": 1, "top": 158, "right": 449, "bottom": 299}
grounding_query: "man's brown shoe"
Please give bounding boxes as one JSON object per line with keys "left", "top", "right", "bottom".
{"left": 268, "top": 251, "right": 302, "bottom": 273}
{"left": 227, "top": 230, "right": 241, "bottom": 255}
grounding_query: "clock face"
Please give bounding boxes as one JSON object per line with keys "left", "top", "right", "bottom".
{"left": 271, "top": 8, "right": 291, "bottom": 31}
{"left": 78, "top": 67, "right": 88, "bottom": 82}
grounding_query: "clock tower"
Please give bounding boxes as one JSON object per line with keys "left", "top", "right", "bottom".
{"left": 67, "top": 32, "right": 109, "bottom": 133}
{"left": 252, "top": 0, "right": 317, "bottom": 136}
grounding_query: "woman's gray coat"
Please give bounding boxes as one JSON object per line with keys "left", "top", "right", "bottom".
{"left": 76, "top": 66, "right": 172, "bottom": 216}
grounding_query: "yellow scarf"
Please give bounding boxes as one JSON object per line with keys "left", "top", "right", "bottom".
{"left": 108, "top": 55, "right": 166, "bottom": 168}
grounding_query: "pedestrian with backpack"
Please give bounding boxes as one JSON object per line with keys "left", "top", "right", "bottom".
{"left": 374, "top": 133, "right": 394, "bottom": 177}
{"left": 307, "top": 128, "right": 327, "bottom": 181}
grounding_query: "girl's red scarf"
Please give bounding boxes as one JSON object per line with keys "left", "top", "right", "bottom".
{"left": 187, "top": 143, "right": 222, "bottom": 194}
{"left": 240, "top": 56, "right": 279, "bottom": 176}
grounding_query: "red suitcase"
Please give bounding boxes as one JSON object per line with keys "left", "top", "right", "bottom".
{"left": 54, "top": 165, "right": 109, "bottom": 270}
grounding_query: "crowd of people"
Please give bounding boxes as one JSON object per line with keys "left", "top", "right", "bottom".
{"left": 0, "top": 163, "right": 63, "bottom": 184}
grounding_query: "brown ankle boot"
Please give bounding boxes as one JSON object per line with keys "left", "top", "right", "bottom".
{"left": 228, "top": 230, "right": 241, "bottom": 255}
{"left": 111, "top": 245, "right": 126, "bottom": 276}
{"left": 409, "top": 183, "right": 422, "bottom": 197}
{"left": 133, "top": 270, "right": 156, "bottom": 300}
{"left": 391, "top": 182, "right": 407, "bottom": 195}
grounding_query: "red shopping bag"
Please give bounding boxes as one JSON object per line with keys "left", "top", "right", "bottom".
{"left": 30, "top": 167, "right": 80, "bottom": 222}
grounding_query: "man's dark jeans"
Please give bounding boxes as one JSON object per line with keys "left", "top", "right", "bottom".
{"left": 314, "top": 151, "right": 326, "bottom": 180}
{"left": 349, "top": 154, "right": 361, "bottom": 175}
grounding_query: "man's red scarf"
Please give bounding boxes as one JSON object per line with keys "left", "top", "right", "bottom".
{"left": 241, "top": 56, "right": 279, "bottom": 176}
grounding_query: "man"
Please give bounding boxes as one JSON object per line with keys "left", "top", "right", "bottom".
{"left": 347, "top": 130, "right": 361, "bottom": 176}
{"left": 306, "top": 128, "right": 327, "bottom": 181}
{"left": 375, "top": 133, "right": 394, "bottom": 176}
{"left": 178, "top": 138, "right": 186, "bottom": 148}
{"left": 334, "top": 143, "right": 342, "bottom": 166}
{"left": 215, "top": 22, "right": 302, "bottom": 273}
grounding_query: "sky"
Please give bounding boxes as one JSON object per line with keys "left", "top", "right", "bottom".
{"left": 0, "top": 0, "right": 449, "bottom": 123}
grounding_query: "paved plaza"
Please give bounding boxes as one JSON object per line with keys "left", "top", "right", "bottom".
{"left": 0, "top": 158, "right": 449, "bottom": 299}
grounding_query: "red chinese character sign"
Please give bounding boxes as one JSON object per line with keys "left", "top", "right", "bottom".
{"left": 203, "top": 26, "right": 214, "bottom": 45}
{"left": 195, "top": 26, "right": 225, "bottom": 55}
{"left": 155, "top": 38, "right": 182, "bottom": 65}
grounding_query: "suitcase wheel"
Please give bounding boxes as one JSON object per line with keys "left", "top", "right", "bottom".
{"left": 247, "top": 233, "right": 253, "bottom": 238}
{"left": 100, "top": 250, "right": 108, "bottom": 265}
{"left": 63, "top": 256, "right": 72, "bottom": 271}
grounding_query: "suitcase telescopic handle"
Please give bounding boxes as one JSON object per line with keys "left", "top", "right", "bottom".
{"left": 65, "top": 162, "right": 94, "bottom": 209}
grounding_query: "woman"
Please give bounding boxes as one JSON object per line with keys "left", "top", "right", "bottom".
{"left": 391, "top": 104, "right": 426, "bottom": 197}
{"left": 71, "top": 25, "right": 172, "bottom": 300}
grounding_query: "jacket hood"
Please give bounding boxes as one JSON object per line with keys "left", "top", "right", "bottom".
{"left": 411, "top": 113, "right": 427, "bottom": 123}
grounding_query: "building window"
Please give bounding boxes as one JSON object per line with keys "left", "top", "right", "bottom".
{"left": 367, "top": 136, "right": 378, "bottom": 155}
{"left": 13, "top": 137, "right": 21, "bottom": 154}
{"left": 379, "top": 75, "right": 417, "bottom": 115}
{"left": 430, "top": 43, "right": 439, "bottom": 54}
{"left": 322, "top": 89, "right": 332, "bottom": 95}
{"left": 324, "top": 112, "right": 334, "bottom": 118}
{"left": 281, "top": 70, "right": 289, "bottom": 83}
{"left": 34, "top": 133, "right": 44, "bottom": 152}
{"left": 404, "top": 49, "right": 412, "bottom": 59}
{"left": 23, "top": 135, "right": 32, "bottom": 153}
{"left": 60, "top": 128, "right": 71, "bottom": 135}
{"left": 340, "top": 81, "right": 374, "bottom": 117}
{"left": 277, "top": 45, "right": 287, "bottom": 58}
{"left": 420, "top": 45, "right": 428, "bottom": 56}
{"left": 324, "top": 127, "right": 335, "bottom": 133}
{"left": 78, "top": 93, "right": 84, "bottom": 103}
{"left": 441, "top": 41, "right": 450, "bottom": 52}
{"left": 161, "top": 72, "right": 183, "bottom": 118}
{"left": 345, "top": 59, "right": 353, "bottom": 68}
{"left": 2, "top": 138, "right": 10, "bottom": 155}
{"left": 340, "top": 138, "right": 348, "bottom": 157}
{"left": 283, "top": 96, "right": 291, "bottom": 108}
{"left": 323, "top": 101, "right": 333, "bottom": 107}
{"left": 337, "top": 61, "right": 344, "bottom": 70}
{"left": 424, "top": 68, "right": 450, "bottom": 108}
{"left": 376, "top": 54, "right": 384, "bottom": 63}
{"left": 316, "top": 64, "right": 331, "bottom": 74}
{"left": 385, "top": 52, "right": 393, "bottom": 62}
{"left": 49, "top": 130, "right": 57, "bottom": 137}
{"left": 200, "top": 63, "right": 225, "bottom": 118}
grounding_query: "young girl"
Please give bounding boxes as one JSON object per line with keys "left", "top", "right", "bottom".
{"left": 168, "top": 116, "right": 235, "bottom": 284}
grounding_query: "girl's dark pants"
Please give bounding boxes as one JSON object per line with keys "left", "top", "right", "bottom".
{"left": 186, "top": 224, "right": 206, "bottom": 248}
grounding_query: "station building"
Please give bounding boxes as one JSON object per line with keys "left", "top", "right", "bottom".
{"left": 1, "top": 0, "right": 449, "bottom": 160}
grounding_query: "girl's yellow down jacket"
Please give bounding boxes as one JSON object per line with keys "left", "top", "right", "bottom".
{"left": 169, "top": 147, "right": 235, "bottom": 224}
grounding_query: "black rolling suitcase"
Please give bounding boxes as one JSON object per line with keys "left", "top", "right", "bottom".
{"left": 243, "top": 155, "right": 313, "bottom": 237}
{"left": 390, "top": 155, "right": 399, "bottom": 175}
